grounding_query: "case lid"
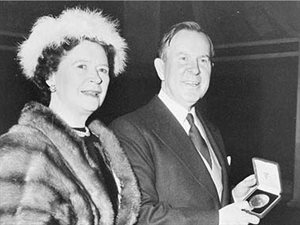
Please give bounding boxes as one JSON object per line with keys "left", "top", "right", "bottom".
{"left": 253, "top": 158, "right": 282, "bottom": 194}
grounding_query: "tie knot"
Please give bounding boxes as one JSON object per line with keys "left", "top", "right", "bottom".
{"left": 186, "top": 113, "right": 195, "bottom": 126}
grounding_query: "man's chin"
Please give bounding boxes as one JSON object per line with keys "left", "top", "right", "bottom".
{"left": 184, "top": 95, "right": 202, "bottom": 105}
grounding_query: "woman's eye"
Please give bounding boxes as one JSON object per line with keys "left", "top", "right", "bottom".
{"left": 97, "top": 67, "right": 109, "bottom": 74}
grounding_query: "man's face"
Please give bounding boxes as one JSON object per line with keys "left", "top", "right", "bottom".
{"left": 156, "top": 30, "right": 212, "bottom": 110}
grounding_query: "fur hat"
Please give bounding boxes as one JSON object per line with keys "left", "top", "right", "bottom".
{"left": 17, "top": 7, "right": 127, "bottom": 78}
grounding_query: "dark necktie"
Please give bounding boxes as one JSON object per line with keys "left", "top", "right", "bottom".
{"left": 186, "top": 113, "right": 212, "bottom": 168}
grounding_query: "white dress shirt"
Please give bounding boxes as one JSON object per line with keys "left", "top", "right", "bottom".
{"left": 158, "top": 90, "right": 223, "bottom": 201}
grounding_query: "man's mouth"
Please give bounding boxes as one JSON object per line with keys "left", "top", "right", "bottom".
{"left": 184, "top": 81, "right": 200, "bottom": 87}
{"left": 81, "top": 90, "right": 101, "bottom": 97}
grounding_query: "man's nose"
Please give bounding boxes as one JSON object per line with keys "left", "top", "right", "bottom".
{"left": 189, "top": 60, "right": 200, "bottom": 75}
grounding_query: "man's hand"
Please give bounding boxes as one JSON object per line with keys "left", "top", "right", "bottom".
{"left": 232, "top": 174, "right": 257, "bottom": 202}
{"left": 219, "top": 201, "right": 260, "bottom": 225}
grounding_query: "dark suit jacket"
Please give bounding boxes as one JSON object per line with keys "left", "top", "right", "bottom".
{"left": 110, "top": 96, "right": 230, "bottom": 225}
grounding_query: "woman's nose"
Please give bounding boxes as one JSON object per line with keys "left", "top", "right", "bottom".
{"left": 90, "top": 70, "right": 102, "bottom": 84}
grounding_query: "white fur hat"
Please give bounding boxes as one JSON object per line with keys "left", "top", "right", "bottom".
{"left": 17, "top": 7, "right": 127, "bottom": 78}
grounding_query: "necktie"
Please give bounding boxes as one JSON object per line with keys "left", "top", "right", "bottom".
{"left": 186, "top": 113, "right": 212, "bottom": 168}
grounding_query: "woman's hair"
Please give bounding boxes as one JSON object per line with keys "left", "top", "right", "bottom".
{"left": 33, "top": 37, "right": 115, "bottom": 105}
{"left": 17, "top": 7, "right": 127, "bottom": 105}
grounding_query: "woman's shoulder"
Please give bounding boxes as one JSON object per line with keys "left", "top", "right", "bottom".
{"left": 0, "top": 118, "right": 64, "bottom": 185}
{"left": 0, "top": 124, "right": 52, "bottom": 176}
{"left": 0, "top": 129, "right": 77, "bottom": 225}
{"left": 0, "top": 122, "right": 50, "bottom": 152}
{"left": 0, "top": 123, "right": 77, "bottom": 223}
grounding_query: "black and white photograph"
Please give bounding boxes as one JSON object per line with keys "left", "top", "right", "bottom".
{"left": 0, "top": 1, "right": 299, "bottom": 224}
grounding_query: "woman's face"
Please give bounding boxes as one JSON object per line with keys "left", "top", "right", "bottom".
{"left": 48, "top": 40, "right": 110, "bottom": 117}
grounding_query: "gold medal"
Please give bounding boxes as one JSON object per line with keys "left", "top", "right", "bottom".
{"left": 249, "top": 194, "right": 270, "bottom": 209}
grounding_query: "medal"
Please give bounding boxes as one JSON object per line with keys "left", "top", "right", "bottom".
{"left": 249, "top": 194, "right": 270, "bottom": 209}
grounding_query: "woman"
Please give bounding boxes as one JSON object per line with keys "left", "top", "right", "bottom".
{"left": 0, "top": 8, "right": 140, "bottom": 225}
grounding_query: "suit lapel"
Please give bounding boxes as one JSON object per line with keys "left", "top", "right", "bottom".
{"left": 197, "top": 111, "right": 230, "bottom": 206}
{"left": 148, "top": 97, "right": 220, "bottom": 203}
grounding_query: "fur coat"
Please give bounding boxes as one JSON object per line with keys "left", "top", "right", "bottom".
{"left": 0, "top": 102, "right": 140, "bottom": 225}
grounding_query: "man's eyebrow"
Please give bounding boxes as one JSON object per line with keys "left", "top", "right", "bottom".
{"left": 72, "top": 60, "right": 89, "bottom": 65}
{"left": 175, "top": 52, "right": 210, "bottom": 58}
{"left": 201, "top": 54, "right": 211, "bottom": 58}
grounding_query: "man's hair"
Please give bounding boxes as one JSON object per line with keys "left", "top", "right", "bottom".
{"left": 157, "top": 21, "right": 215, "bottom": 60}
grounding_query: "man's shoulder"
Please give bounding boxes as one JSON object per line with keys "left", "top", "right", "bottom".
{"left": 115, "top": 96, "right": 159, "bottom": 119}
{"left": 110, "top": 96, "right": 163, "bottom": 130}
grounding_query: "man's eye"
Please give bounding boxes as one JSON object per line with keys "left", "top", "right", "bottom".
{"left": 179, "top": 56, "right": 188, "bottom": 62}
{"left": 199, "top": 57, "right": 210, "bottom": 64}
{"left": 77, "top": 64, "right": 87, "bottom": 69}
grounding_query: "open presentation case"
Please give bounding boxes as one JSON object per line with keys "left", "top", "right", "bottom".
{"left": 244, "top": 157, "right": 282, "bottom": 218}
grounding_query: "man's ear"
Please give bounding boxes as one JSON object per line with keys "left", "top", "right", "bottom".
{"left": 154, "top": 58, "right": 165, "bottom": 81}
{"left": 45, "top": 73, "right": 55, "bottom": 87}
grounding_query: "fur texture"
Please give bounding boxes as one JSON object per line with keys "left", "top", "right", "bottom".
{"left": 17, "top": 7, "right": 127, "bottom": 79}
{"left": 0, "top": 102, "right": 140, "bottom": 225}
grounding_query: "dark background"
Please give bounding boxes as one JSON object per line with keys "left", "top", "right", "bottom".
{"left": 1, "top": 1, "right": 299, "bottom": 223}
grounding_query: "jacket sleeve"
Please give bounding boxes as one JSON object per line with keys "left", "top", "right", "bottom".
{"left": 110, "top": 118, "right": 219, "bottom": 225}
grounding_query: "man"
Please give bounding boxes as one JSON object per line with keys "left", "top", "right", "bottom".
{"left": 110, "top": 21, "right": 260, "bottom": 225}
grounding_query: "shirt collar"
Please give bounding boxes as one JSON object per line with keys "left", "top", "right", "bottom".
{"left": 158, "top": 89, "right": 194, "bottom": 125}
